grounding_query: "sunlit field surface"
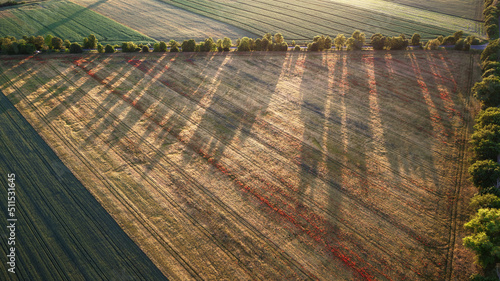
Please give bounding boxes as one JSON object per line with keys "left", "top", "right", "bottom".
{"left": 0, "top": 0, "right": 154, "bottom": 44}
{"left": 0, "top": 50, "right": 479, "bottom": 280}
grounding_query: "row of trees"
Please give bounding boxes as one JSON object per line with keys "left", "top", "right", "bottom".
{"left": 1, "top": 30, "right": 479, "bottom": 56}
{"left": 484, "top": 0, "right": 499, "bottom": 40}
{"left": 463, "top": 2, "right": 500, "bottom": 280}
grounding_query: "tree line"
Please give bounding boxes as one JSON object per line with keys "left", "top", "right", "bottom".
{"left": 0, "top": 29, "right": 481, "bottom": 56}
{"left": 463, "top": 1, "right": 500, "bottom": 280}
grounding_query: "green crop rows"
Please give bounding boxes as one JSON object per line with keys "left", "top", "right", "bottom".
{"left": 0, "top": 0, "right": 154, "bottom": 44}
{"left": 0, "top": 91, "right": 166, "bottom": 280}
{"left": 163, "top": 0, "right": 482, "bottom": 41}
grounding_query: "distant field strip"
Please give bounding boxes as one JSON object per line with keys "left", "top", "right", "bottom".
{"left": 70, "top": 0, "right": 255, "bottom": 42}
{"left": 0, "top": 90, "right": 167, "bottom": 280}
{"left": 383, "top": 0, "right": 482, "bottom": 20}
{"left": 0, "top": 0, "right": 154, "bottom": 44}
{"left": 162, "top": 0, "right": 483, "bottom": 41}
{"left": 0, "top": 51, "right": 478, "bottom": 280}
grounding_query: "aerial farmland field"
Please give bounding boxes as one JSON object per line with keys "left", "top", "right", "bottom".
{"left": 0, "top": 0, "right": 154, "bottom": 44}
{"left": 0, "top": 90, "right": 167, "bottom": 280}
{"left": 151, "top": 0, "right": 484, "bottom": 42}
{"left": 0, "top": 50, "right": 480, "bottom": 280}
{"left": 71, "top": 0, "right": 255, "bottom": 43}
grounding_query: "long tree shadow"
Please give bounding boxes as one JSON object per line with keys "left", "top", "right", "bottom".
{"left": 35, "top": 0, "right": 108, "bottom": 37}
{"left": 181, "top": 52, "right": 279, "bottom": 167}
{"left": 135, "top": 53, "right": 228, "bottom": 172}
{"left": 297, "top": 52, "right": 339, "bottom": 201}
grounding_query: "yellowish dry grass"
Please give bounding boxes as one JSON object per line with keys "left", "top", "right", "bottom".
{"left": 0, "top": 50, "right": 480, "bottom": 280}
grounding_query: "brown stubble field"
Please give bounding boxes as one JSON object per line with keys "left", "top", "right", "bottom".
{"left": 0, "top": 50, "right": 479, "bottom": 280}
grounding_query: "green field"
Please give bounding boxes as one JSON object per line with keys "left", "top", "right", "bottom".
{"left": 0, "top": 0, "right": 154, "bottom": 44}
{"left": 161, "top": 0, "right": 483, "bottom": 41}
{"left": 0, "top": 93, "right": 167, "bottom": 280}
{"left": 71, "top": 0, "right": 255, "bottom": 43}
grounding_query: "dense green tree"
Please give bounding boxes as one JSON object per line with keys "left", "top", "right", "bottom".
{"left": 482, "top": 61, "right": 500, "bottom": 73}
{"left": 410, "top": 33, "right": 421, "bottom": 46}
{"left": 33, "top": 35, "right": 45, "bottom": 50}
{"left": 261, "top": 38, "right": 270, "bottom": 51}
{"left": 22, "top": 42, "right": 36, "bottom": 54}
{"left": 484, "top": 6, "right": 498, "bottom": 18}
{"left": 485, "top": 0, "right": 494, "bottom": 8}
{"left": 237, "top": 37, "right": 251, "bottom": 51}
{"left": 311, "top": 35, "right": 331, "bottom": 51}
{"left": 290, "top": 40, "right": 296, "bottom": 47}
{"left": 45, "top": 34, "right": 53, "bottom": 49}
{"left": 104, "top": 44, "right": 115, "bottom": 53}
{"left": 473, "top": 75, "right": 500, "bottom": 108}
{"left": 454, "top": 38, "right": 470, "bottom": 51}
{"left": 0, "top": 37, "right": 13, "bottom": 52}
{"left": 142, "top": 45, "right": 150, "bottom": 52}
{"left": 425, "top": 38, "right": 441, "bottom": 50}
{"left": 122, "top": 42, "right": 139, "bottom": 52}
{"left": 442, "top": 35, "right": 456, "bottom": 45}
{"left": 63, "top": 39, "right": 71, "bottom": 49}
{"left": 254, "top": 38, "right": 262, "bottom": 51}
{"left": 345, "top": 37, "right": 355, "bottom": 51}
{"left": 475, "top": 107, "right": 500, "bottom": 129}
{"left": 480, "top": 186, "right": 500, "bottom": 197}
{"left": 371, "top": 33, "right": 386, "bottom": 50}
{"left": 1, "top": 39, "right": 35, "bottom": 55}
{"left": 51, "top": 37, "right": 63, "bottom": 49}
{"left": 470, "top": 124, "right": 500, "bottom": 160}
{"left": 249, "top": 38, "right": 256, "bottom": 51}
{"left": 69, "top": 42, "right": 83, "bottom": 53}
{"left": 482, "top": 66, "right": 500, "bottom": 78}
{"left": 486, "top": 24, "right": 499, "bottom": 39}
{"left": 97, "top": 43, "right": 104, "bottom": 53}
{"left": 294, "top": 45, "right": 301, "bottom": 51}
{"left": 324, "top": 36, "right": 332, "bottom": 50}
{"left": 263, "top": 33, "right": 272, "bottom": 42}
{"left": 274, "top": 33, "right": 284, "bottom": 45}
{"left": 470, "top": 194, "right": 500, "bottom": 210}
{"left": 463, "top": 208, "right": 500, "bottom": 269}
{"left": 83, "top": 34, "right": 98, "bottom": 49}
{"left": 169, "top": 40, "right": 179, "bottom": 52}
{"left": 153, "top": 41, "right": 167, "bottom": 52}
{"left": 481, "top": 39, "right": 500, "bottom": 62}
{"left": 334, "top": 34, "right": 346, "bottom": 50}
{"left": 222, "top": 37, "right": 232, "bottom": 51}
{"left": 200, "top": 37, "right": 215, "bottom": 52}
{"left": 216, "top": 39, "right": 223, "bottom": 51}
{"left": 25, "top": 35, "right": 35, "bottom": 46}
{"left": 386, "top": 36, "right": 408, "bottom": 50}
{"left": 307, "top": 41, "right": 319, "bottom": 51}
{"left": 159, "top": 41, "right": 168, "bottom": 52}
{"left": 485, "top": 15, "right": 498, "bottom": 27}
{"left": 469, "top": 160, "right": 500, "bottom": 189}
{"left": 346, "top": 30, "right": 365, "bottom": 50}
{"left": 453, "top": 30, "right": 464, "bottom": 41}
{"left": 195, "top": 43, "right": 202, "bottom": 52}
{"left": 181, "top": 39, "right": 196, "bottom": 52}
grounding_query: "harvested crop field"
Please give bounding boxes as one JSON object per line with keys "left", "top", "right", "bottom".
{"left": 0, "top": 50, "right": 479, "bottom": 280}
{"left": 0, "top": 0, "right": 154, "bottom": 44}
{"left": 0, "top": 92, "right": 167, "bottom": 280}
{"left": 70, "top": 0, "right": 255, "bottom": 42}
{"left": 159, "top": 0, "right": 483, "bottom": 42}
